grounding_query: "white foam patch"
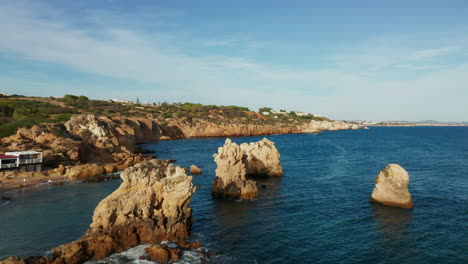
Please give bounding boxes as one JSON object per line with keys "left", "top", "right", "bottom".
{"left": 85, "top": 243, "right": 214, "bottom": 264}
{"left": 85, "top": 244, "right": 154, "bottom": 264}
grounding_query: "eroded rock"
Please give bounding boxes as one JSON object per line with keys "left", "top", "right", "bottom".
{"left": 370, "top": 164, "right": 414, "bottom": 209}
{"left": 212, "top": 139, "right": 258, "bottom": 199}
{"left": 4, "top": 160, "right": 196, "bottom": 264}
{"left": 240, "top": 138, "right": 283, "bottom": 177}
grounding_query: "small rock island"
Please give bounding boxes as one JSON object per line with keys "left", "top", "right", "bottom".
{"left": 370, "top": 164, "right": 414, "bottom": 209}
{"left": 212, "top": 138, "right": 282, "bottom": 199}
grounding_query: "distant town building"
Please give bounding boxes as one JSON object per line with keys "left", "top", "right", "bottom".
{"left": 262, "top": 112, "right": 271, "bottom": 116}
{"left": 295, "top": 112, "right": 310, "bottom": 116}
{"left": 109, "top": 99, "right": 134, "bottom": 105}
{"left": 0, "top": 151, "right": 42, "bottom": 172}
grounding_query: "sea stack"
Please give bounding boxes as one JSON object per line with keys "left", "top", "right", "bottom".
{"left": 212, "top": 139, "right": 258, "bottom": 199}
{"left": 3, "top": 160, "right": 196, "bottom": 264}
{"left": 370, "top": 164, "right": 414, "bottom": 209}
{"left": 240, "top": 138, "right": 283, "bottom": 177}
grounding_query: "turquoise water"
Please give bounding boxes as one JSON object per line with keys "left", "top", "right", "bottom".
{"left": 1, "top": 127, "right": 467, "bottom": 263}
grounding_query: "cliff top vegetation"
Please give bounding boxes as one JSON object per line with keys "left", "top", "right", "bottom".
{"left": 0, "top": 94, "right": 329, "bottom": 137}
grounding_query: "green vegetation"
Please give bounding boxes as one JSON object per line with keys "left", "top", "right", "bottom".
{"left": 259, "top": 107, "right": 272, "bottom": 113}
{"left": 0, "top": 93, "right": 331, "bottom": 137}
{"left": 0, "top": 98, "right": 76, "bottom": 137}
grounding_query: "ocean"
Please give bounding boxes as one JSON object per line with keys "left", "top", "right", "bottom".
{"left": 1, "top": 127, "right": 467, "bottom": 263}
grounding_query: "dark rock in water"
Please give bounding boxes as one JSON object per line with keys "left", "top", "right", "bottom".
{"left": 1, "top": 196, "right": 12, "bottom": 201}
{"left": 167, "top": 159, "right": 177, "bottom": 163}
{"left": 261, "top": 184, "right": 271, "bottom": 189}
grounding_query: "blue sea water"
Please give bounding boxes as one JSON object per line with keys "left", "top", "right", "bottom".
{"left": 1, "top": 127, "right": 467, "bottom": 263}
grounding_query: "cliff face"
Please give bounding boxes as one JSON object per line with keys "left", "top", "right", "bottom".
{"left": 0, "top": 123, "right": 82, "bottom": 167}
{"left": 160, "top": 119, "right": 355, "bottom": 140}
{"left": 300, "top": 120, "right": 353, "bottom": 133}
{"left": 1, "top": 160, "right": 196, "bottom": 264}
{"left": 0, "top": 114, "right": 159, "bottom": 166}
{"left": 161, "top": 119, "right": 301, "bottom": 139}
{"left": 65, "top": 115, "right": 160, "bottom": 162}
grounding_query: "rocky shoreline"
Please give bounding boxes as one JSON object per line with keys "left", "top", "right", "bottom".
{"left": 0, "top": 114, "right": 358, "bottom": 196}
{"left": 1, "top": 160, "right": 200, "bottom": 264}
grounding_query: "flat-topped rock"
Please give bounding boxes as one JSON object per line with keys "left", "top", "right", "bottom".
{"left": 370, "top": 164, "right": 414, "bottom": 209}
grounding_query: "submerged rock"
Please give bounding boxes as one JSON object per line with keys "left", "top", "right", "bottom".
{"left": 240, "top": 138, "right": 283, "bottom": 177}
{"left": 2, "top": 160, "right": 196, "bottom": 264}
{"left": 212, "top": 139, "right": 258, "bottom": 199}
{"left": 370, "top": 164, "right": 414, "bottom": 209}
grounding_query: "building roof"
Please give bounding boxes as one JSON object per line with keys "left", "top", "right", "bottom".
{"left": 0, "top": 155, "right": 18, "bottom": 159}
{"left": 5, "top": 151, "right": 41, "bottom": 155}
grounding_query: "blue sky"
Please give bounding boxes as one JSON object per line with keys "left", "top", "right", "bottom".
{"left": 1, "top": 0, "right": 467, "bottom": 121}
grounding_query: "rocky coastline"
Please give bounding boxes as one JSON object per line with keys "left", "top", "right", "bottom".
{"left": 1, "top": 159, "right": 200, "bottom": 264}
{"left": 0, "top": 114, "right": 357, "bottom": 195}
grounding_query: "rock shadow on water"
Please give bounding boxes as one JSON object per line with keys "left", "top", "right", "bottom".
{"left": 370, "top": 204, "right": 418, "bottom": 262}
{"left": 372, "top": 204, "right": 413, "bottom": 242}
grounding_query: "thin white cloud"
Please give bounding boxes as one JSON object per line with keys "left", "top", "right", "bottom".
{"left": 410, "top": 46, "right": 460, "bottom": 60}
{"left": 0, "top": 1, "right": 467, "bottom": 121}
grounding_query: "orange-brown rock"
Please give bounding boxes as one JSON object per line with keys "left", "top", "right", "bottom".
{"left": 190, "top": 164, "right": 202, "bottom": 175}
{"left": 63, "top": 163, "right": 105, "bottom": 179}
{"left": 145, "top": 245, "right": 171, "bottom": 264}
{"left": 145, "top": 244, "right": 182, "bottom": 264}
{"left": 370, "top": 164, "right": 414, "bottom": 209}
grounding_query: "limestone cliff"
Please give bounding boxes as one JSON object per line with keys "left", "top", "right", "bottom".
{"left": 1, "top": 160, "right": 196, "bottom": 264}
{"left": 240, "top": 138, "right": 283, "bottom": 177}
{"left": 0, "top": 114, "right": 159, "bottom": 166}
{"left": 212, "top": 139, "right": 258, "bottom": 199}
{"left": 370, "top": 164, "right": 414, "bottom": 209}
{"left": 160, "top": 119, "right": 301, "bottom": 139}
{"left": 300, "top": 120, "right": 354, "bottom": 133}
{"left": 159, "top": 119, "right": 355, "bottom": 140}
{"left": 65, "top": 115, "right": 160, "bottom": 162}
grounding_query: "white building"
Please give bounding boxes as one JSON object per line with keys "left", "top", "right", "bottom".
{"left": 0, "top": 151, "right": 42, "bottom": 172}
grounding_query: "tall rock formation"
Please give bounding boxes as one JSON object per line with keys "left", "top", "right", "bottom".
{"left": 240, "top": 138, "right": 283, "bottom": 176}
{"left": 370, "top": 164, "right": 414, "bottom": 209}
{"left": 212, "top": 138, "right": 283, "bottom": 199}
{"left": 212, "top": 139, "right": 258, "bottom": 199}
{"left": 2, "top": 160, "right": 196, "bottom": 264}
